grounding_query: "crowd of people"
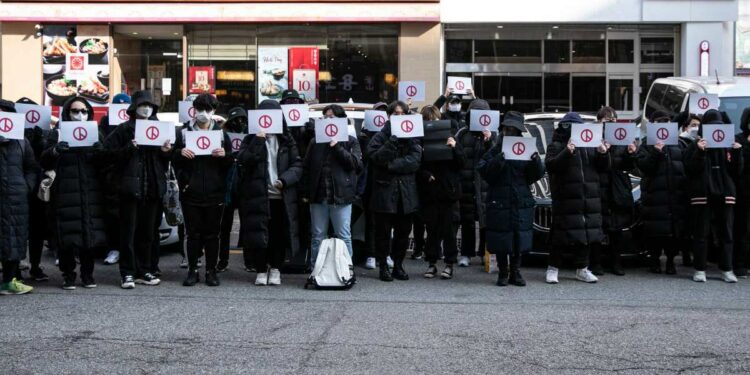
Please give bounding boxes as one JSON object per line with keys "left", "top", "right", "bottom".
{"left": 0, "top": 86, "right": 748, "bottom": 295}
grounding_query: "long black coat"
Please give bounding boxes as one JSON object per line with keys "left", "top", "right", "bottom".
{"left": 734, "top": 107, "right": 750, "bottom": 202}
{"left": 454, "top": 127, "right": 495, "bottom": 226}
{"left": 0, "top": 139, "right": 39, "bottom": 261}
{"left": 366, "top": 125, "right": 422, "bottom": 215}
{"left": 236, "top": 133, "right": 303, "bottom": 254}
{"left": 479, "top": 140, "right": 545, "bottom": 255}
{"left": 545, "top": 127, "right": 609, "bottom": 246}
{"left": 600, "top": 146, "right": 636, "bottom": 231}
{"left": 301, "top": 135, "right": 363, "bottom": 206}
{"left": 684, "top": 122, "right": 743, "bottom": 201}
{"left": 173, "top": 123, "right": 233, "bottom": 206}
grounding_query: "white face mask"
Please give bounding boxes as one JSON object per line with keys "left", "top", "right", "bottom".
{"left": 70, "top": 112, "right": 85, "bottom": 121}
{"left": 196, "top": 110, "right": 213, "bottom": 124}
{"left": 448, "top": 104, "right": 461, "bottom": 112}
{"left": 681, "top": 127, "right": 699, "bottom": 139}
{"left": 136, "top": 105, "right": 153, "bottom": 119}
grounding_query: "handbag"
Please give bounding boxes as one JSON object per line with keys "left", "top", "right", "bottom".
{"left": 37, "top": 170, "right": 56, "bottom": 202}
{"left": 163, "top": 163, "right": 184, "bottom": 226}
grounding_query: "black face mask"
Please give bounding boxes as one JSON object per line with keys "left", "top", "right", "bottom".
{"left": 559, "top": 122, "right": 571, "bottom": 129}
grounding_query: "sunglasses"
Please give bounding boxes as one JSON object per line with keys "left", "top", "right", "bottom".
{"left": 70, "top": 109, "right": 89, "bottom": 115}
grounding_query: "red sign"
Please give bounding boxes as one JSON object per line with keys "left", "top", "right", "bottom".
{"left": 512, "top": 142, "right": 526, "bottom": 155}
{"left": 580, "top": 129, "right": 593, "bottom": 143}
{"left": 70, "top": 56, "right": 85, "bottom": 71}
{"left": 288, "top": 47, "right": 320, "bottom": 101}
{"left": 196, "top": 136, "right": 211, "bottom": 150}
{"left": 188, "top": 66, "right": 216, "bottom": 94}
{"left": 0, "top": 118, "right": 14, "bottom": 132}
{"left": 656, "top": 128, "right": 669, "bottom": 141}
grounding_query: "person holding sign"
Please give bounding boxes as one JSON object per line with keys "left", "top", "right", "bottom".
{"left": 237, "top": 100, "right": 303, "bottom": 286}
{"left": 732, "top": 108, "right": 750, "bottom": 278}
{"left": 40, "top": 97, "right": 107, "bottom": 290}
{"left": 544, "top": 112, "right": 610, "bottom": 284}
{"left": 103, "top": 90, "right": 171, "bottom": 289}
{"left": 367, "top": 101, "right": 423, "bottom": 282}
{"left": 360, "top": 102, "right": 389, "bottom": 270}
{"left": 684, "top": 109, "right": 743, "bottom": 283}
{"left": 0, "top": 99, "right": 39, "bottom": 295}
{"left": 478, "top": 111, "right": 545, "bottom": 287}
{"left": 99, "top": 93, "right": 132, "bottom": 139}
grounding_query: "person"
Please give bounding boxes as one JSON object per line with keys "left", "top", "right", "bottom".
{"left": 544, "top": 112, "right": 610, "bottom": 284}
{"left": 360, "top": 102, "right": 389, "bottom": 270}
{"left": 0, "top": 99, "right": 39, "bottom": 295}
{"left": 453, "top": 99, "right": 495, "bottom": 267}
{"left": 433, "top": 86, "right": 475, "bottom": 125}
{"left": 103, "top": 90, "right": 171, "bottom": 289}
{"left": 684, "top": 109, "right": 742, "bottom": 283}
{"left": 418, "top": 105, "right": 465, "bottom": 279}
{"left": 173, "top": 94, "right": 232, "bottom": 287}
{"left": 733, "top": 107, "right": 750, "bottom": 278}
{"left": 40, "top": 97, "right": 107, "bottom": 289}
{"left": 302, "top": 104, "right": 363, "bottom": 266}
{"left": 367, "top": 100, "right": 422, "bottom": 281}
{"left": 218, "top": 106, "right": 248, "bottom": 273}
{"left": 478, "top": 111, "right": 545, "bottom": 286}
{"left": 237, "top": 99, "right": 303, "bottom": 286}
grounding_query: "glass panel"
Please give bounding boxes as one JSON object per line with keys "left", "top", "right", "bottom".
{"left": 475, "top": 40, "right": 541, "bottom": 63}
{"left": 609, "top": 78, "right": 633, "bottom": 111}
{"left": 116, "top": 38, "right": 184, "bottom": 112}
{"left": 643, "top": 82, "right": 668, "bottom": 120}
{"left": 572, "top": 76, "right": 605, "bottom": 112}
{"left": 544, "top": 73, "right": 570, "bottom": 112}
{"left": 503, "top": 76, "right": 542, "bottom": 113}
{"left": 641, "top": 38, "right": 674, "bottom": 64}
{"left": 639, "top": 72, "right": 672, "bottom": 113}
{"left": 571, "top": 40, "right": 605, "bottom": 63}
{"left": 608, "top": 40, "right": 634, "bottom": 63}
{"left": 544, "top": 40, "right": 570, "bottom": 63}
{"left": 473, "top": 75, "right": 501, "bottom": 109}
{"left": 446, "top": 39, "right": 473, "bottom": 63}
{"left": 719, "top": 97, "right": 750, "bottom": 132}
{"left": 661, "top": 84, "right": 687, "bottom": 115}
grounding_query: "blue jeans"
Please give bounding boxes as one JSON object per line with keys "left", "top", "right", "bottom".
{"left": 310, "top": 203, "right": 353, "bottom": 266}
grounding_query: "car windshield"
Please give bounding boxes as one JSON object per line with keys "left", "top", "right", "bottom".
{"left": 719, "top": 96, "right": 750, "bottom": 132}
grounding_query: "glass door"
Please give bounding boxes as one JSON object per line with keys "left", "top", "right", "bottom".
{"left": 474, "top": 73, "right": 542, "bottom": 113}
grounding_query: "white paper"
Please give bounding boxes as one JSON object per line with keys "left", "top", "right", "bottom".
{"left": 162, "top": 78, "right": 172, "bottom": 94}
{"left": 0, "top": 112, "right": 27, "bottom": 140}
{"left": 398, "top": 81, "right": 425, "bottom": 102}
{"left": 248, "top": 109, "right": 284, "bottom": 135}
{"left": 107, "top": 103, "right": 130, "bottom": 126}
{"left": 390, "top": 114, "right": 424, "bottom": 138}
{"left": 59, "top": 121, "right": 98, "bottom": 147}
{"left": 281, "top": 104, "right": 309, "bottom": 127}
{"left": 703, "top": 124, "right": 735, "bottom": 148}
{"left": 185, "top": 130, "right": 223, "bottom": 156}
{"left": 315, "top": 118, "right": 349, "bottom": 143}
{"left": 501, "top": 136, "right": 537, "bottom": 161}
{"left": 292, "top": 69, "right": 316, "bottom": 101}
{"left": 604, "top": 122, "right": 637, "bottom": 146}
{"left": 226, "top": 132, "right": 246, "bottom": 153}
{"left": 689, "top": 93, "right": 719, "bottom": 115}
{"left": 135, "top": 120, "right": 176, "bottom": 146}
{"left": 446, "top": 76, "right": 473, "bottom": 95}
{"left": 15, "top": 103, "right": 52, "bottom": 130}
{"left": 470, "top": 110, "right": 500, "bottom": 132}
{"left": 570, "top": 123, "right": 603, "bottom": 148}
{"left": 646, "top": 122, "right": 679, "bottom": 146}
{"left": 363, "top": 110, "right": 388, "bottom": 132}
{"left": 178, "top": 100, "right": 196, "bottom": 123}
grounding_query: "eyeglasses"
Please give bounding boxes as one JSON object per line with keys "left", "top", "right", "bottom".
{"left": 70, "top": 109, "right": 89, "bottom": 115}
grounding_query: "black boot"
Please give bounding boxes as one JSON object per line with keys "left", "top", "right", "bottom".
{"left": 392, "top": 262, "right": 409, "bottom": 280}
{"left": 379, "top": 263, "right": 393, "bottom": 282}
{"left": 182, "top": 268, "right": 199, "bottom": 286}
{"left": 649, "top": 255, "right": 662, "bottom": 274}
{"left": 205, "top": 270, "right": 220, "bottom": 287}
{"left": 496, "top": 269, "right": 509, "bottom": 287}
{"left": 682, "top": 250, "right": 693, "bottom": 267}
{"left": 611, "top": 254, "right": 625, "bottom": 276}
{"left": 509, "top": 267, "right": 526, "bottom": 286}
{"left": 665, "top": 257, "right": 677, "bottom": 275}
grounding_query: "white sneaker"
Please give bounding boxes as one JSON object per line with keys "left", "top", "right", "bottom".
{"left": 268, "top": 268, "right": 281, "bottom": 285}
{"left": 575, "top": 268, "right": 598, "bottom": 283}
{"left": 364, "top": 257, "right": 376, "bottom": 270}
{"left": 103, "top": 250, "right": 120, "bottom": 265}
{"left": 693, "top": 271, "right": 707, "bottom": 282}
{"left": 545, "top": 266, "right": 559, "bottom": 284}
{"left": 386, "top": 256, "right": 394, "bottom": 268}
{"left": 722, "top": 271, "right": 738, "bottom": 283}
{"left": 255, "top": 272, "right": 268, "bottom": 285}
{"left": 179, "top": 257, "right": 188, "bottom": 269}
{"left": 18, "top": 261, "right": 30, "bottom": 271}
{"left": 457, "top": 256, "right": 470, "bottom": 267}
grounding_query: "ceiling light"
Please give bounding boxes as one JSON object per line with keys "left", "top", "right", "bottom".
{"left": 552, "top": 25, "right": 559, "bottom": 29}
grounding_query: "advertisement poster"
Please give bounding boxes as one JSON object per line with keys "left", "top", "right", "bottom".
{"left": 257, "top": 47, "right": 289, "bottom": 103}
{"left": 42, "top": 25, "right": 110, "bottom": 108}
{"left": 188, "top": 66, "right": 215, "bottom": 94}
{"left": 288, "top": 47, "right": 319, "bottom": 101}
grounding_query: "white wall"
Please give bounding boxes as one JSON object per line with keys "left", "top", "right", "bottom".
{"left": 681, "top": 22, "right": 736, "bottom": 76}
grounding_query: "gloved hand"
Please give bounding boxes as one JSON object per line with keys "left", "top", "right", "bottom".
{"left": 55, "top": 141, "right": 70, "bottom": 153}
{"left": 389, "top": 135, "right": 399, "bottom": 144}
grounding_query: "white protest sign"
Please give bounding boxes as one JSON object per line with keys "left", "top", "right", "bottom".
{"left": 703, "top": 124, "right": 735, "bottom": 148}
{"left": 135, "top": 120, "right": 176, "bottom": 146}
{"left": 281, "top": 104, "right": 308, "bottom": 128}
{"left": 646, "top": 122, "right": 679, "bottom": 146}
{"left": 315, "top": 118, "right": 349, "bottom": 143}
{"left": 604, "top": 122, "right": 637, "bottom": 146}
{"left": 226, "top": 132, "right": 245, "bottom": 153}
{"left": 248, "top": 109, "right": 284, "bottom": 135}
{"left": 398, "top": 81, "right": 425, "bottom": 102}
{"left": 390, "top": 114, "right": 424, "bottom": 138}
{"left": 15, "top": 104, "right": 52, "bottom": 130}
{"left": 570, "top": 123, "right": 603, "bottom": 148}
{"left": 108, "top": 103, "right": 130, "bottom": 125}
{"left": 470, "top": 110, "right": 500, "bottom": 132}
{"left": 447, "top": 76, "right": 473, "bottom": 95}
{"left": 689, "top": 93, "right": 719, "bottom": 115}
{"left": 59, "top": 121, "right": 98, "bottom": 147}
{"left": 185, "top": 130, "right": 223, "bottom": 156}
{"left": 292, "top": 69, "right": 317, "bottom": 101}
{"left": 363, "top": 110, "right": 388, "bottom": 132}
{"left": 0, "top": 112, "right": 27, "bottom": 140}
{"left": 178, "top": 100, "right": 196, "bottom": 123}
{"left": 501, "top": 136, "right": 537, "bottom": 161}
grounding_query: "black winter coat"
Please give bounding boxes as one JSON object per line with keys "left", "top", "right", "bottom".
{"left": 734, "top": 107, "right": 750, "bottom": 202}
{"left": 173, "top": 122, "right": 233, "bottom": 206}
{"left": 684, "top": 136, "right": 742, "bottom": 201}
{"left": 600, "top": 146, "right": 636, "bottom": 231}
{"left": 366, "top": 124, "right": 422, "bottom": 215}
{"left": 0, "top": 139, "right": 39, "bottom": 261}
{"left": 301, "top": 136, "right": 363, "bottom": 205}
{"left": 454, "top": 127, "right": 495, "bottom": 225}
{"left": 417, "top": 141, "right": 465, "bottom": 204}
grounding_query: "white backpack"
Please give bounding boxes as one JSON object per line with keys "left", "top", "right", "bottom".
{"left": 305, "top": 238, "right": 356, "bottom": 290}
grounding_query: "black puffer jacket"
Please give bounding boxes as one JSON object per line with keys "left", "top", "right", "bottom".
{"left": 173, "top": 121, "right": 233, "bottom": 206}
{"left": 417, "top": 140, "right": 465, "bottom": 204}
{"left": 734, "top": 107, "right": 750, "bottom": 202}
{"left": 599, "top": 146, "right": 636, "bottom": 231}
{"left": 545, "top": 125, "right": 609, "bottom": 246}
{"left": 40, "top": 97, "right": 107, "bottom": 251}
{"left": 302, "top": 135, "right": 363, "bottom": 205}
{"left": 635, "top": 136, "right": 690, "bottom": 238}
{"left": 366, "top": 124, "right": 422, "bottom": 215}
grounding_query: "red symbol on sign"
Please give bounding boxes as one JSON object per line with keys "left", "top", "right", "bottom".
{"left": 712, "top": 129, "right": 725, "bottom": 143}
{"left": 146, "top": 126, "right": 160, "bottom": 140}
{"left": 0, "top": 118, "right": 14, "bottom": 132}
{"left": 325, "top": 124, "right": 339, "bottom": 137}
{"left": 118, "top": 109, "right": 129, "bottom": 121}
{"left": 697, "top": 97, "right": 710, "bottom": 110}
{"left": 196, "top": 136, "right": 211, "bottom": 150}
{"left": 479, "top": 114, "right": 492, "bottom": 127}
{"left": 288, "top": 109, "right": 301, "bottom": 122}
{"left": 455, "top": 81, "right": 465, "bottom": 90}
{"left": 512, "top": 142, "right": 526, "bottom": 156}
{"left": 406, "top": 85, "right": 418, "bottom": 97}
{"left": 188, "top": 107, "right": 196, "bottom": 119}
{"left": 70, "top": 56, "right": 84, "bottom": 71}
{"left": 656, "top": 128, "right": 669, "bottom": 141}
{"left": 259, "top": 115, "right": 273, "bottom": 129}
{"left": 401, "top": 120, "right": 414, "bottom": 133}
{"left": 73, "top": 127, "right": 88, "bottom": 141}
{"left": 26, "top": 110, "right": 40, "bottom": 124}
{"left": 231, "top": 138, "right": 242, "bottom": 151}
{"left": 614, "top": 128, "right": 627, "bottom": 141}
{"left": 580, "top": 129, "right": 594, "bottom": 143}
{"left": 374, "top": 115, "right": 386, "bottom": 128}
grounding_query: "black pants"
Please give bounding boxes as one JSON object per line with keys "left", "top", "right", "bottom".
{"left": 102, "top": 191, "right": 120, "bottom": 251}
{"left": 374, "top": 212, "right": 413, "bottom": 264}
{"left": 219, "top": 203, "right": 241, "bottom": 266}
{"left": 591, "top": 229, "right": 629, "bottom": 268}
{"left": 412, "top": 214, "right": 426, "bottom": 255}
{"left": 2, "top": 261, "right": 19, "bottom": 283}
{"left": 423, "top": 203, "right": 458, "bottom": 264}
{"left": 119, "top": 197, "right": 159, "bottom": 278}
{"left": 184, "top": 203, "right": 224, "bottom": 271}
{"left": 253, "top": 199, "right": 287, "bottom": 271}
{"left": 497, "top": 253, "right": 522, "bottom": 272}
{"left": 28, "top": 197, "right": 47, "bottom": 269}
{"left": 364, "top": 208, "right": 377, "bottom": 258}
{"left": 649, "top": 237, "right": 683, "bottom": 261}
{"left": 733, "top": 200, "right": 750, "bottom": 272}
{"left": 59, "top": 247, "right": 95, "bottom": 278}
{"left": 460, "top": 219, "right": 485, "bottom": 258}
{"left": 150, "top": 206, "right": 163, "bottom": 274}
{"left": 692, "top": 202, "right": 733, "bottom": 272}
{"left": 549, "top": 243, "right": 594, "bottom": 269}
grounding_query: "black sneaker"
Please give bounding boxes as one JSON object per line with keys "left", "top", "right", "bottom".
{"left": 509, "top": 268, "right": 526, "bottom": 287}
{"left": 589, "top": 263, "right": 605, "bottom": 276}
{"left": 665, "top": 258, "right": 677, "bottom": 275}
{"left": 62, "top": 274, "right": 76, "bottom": 290}
{"left": 216, "top": 260, "right": 229, "bottom": 273}
{"left": 183, "top": 269, "right": 199, "bottom": 287}
{"left": 392, "top": 265, "right": 409, "bottom": 281}
{"left": 205, "top": 270, "right": 220, "bottom": 287}
{"left": 135, "top": 273, "right": 161, "bottom": 286}
{"left": 30, "top": 267, "right": 49, "bottom": 282}
{"left": 81, "top": 275, "right": 97, "bottom": 288}
{"left": 496, "top": 271, "right": 509, "bottom": 287}
{"left": 121, "top": 275, "right": 135, "bottom": 289}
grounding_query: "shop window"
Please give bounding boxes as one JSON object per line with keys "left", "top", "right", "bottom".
{"left": 572, "top": 76, "right": 605, "bottom": 112}
{"left": 609, "top": 78, "right": 633, "bottom": 111}
{"left": 641, "top": 38, "right": 674, "bottom": 64}
{"left": 640, "top": 72, "right": 672, "bottom": 112}
{"left": 571, "top": 40, "right": 605, "bottom": 64}
{"left": 544, "top": 40, "right": 570, "bottom": 63}
{"left": 544, "top": 73, "right": 570, "bottom": 112}
{"left": 475, "top": 40, "right": 541, "bottom": 63}
{"left": 608, "top": 40, "right": 634, "bottom": 64}
{"left": 446, "top": 39, "right": 473, "bottom": 63}
{"left": 504, "top": 76, "right": 542, "bottom": 113}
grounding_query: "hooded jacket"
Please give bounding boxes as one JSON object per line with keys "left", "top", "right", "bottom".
{"left": 17, "top": 98, "right": 49, "bottom": 161}
{"left": 173, "top": 120, "right": 233, "bottom": 206}
{"left": 302, "top": 134, "right": 363, "bottom": 206}
{"left": 418, "top": 134, "right": 465, "bottom": 204}
{"left": 366, "top": 123, "right": 422, "bottom": 215}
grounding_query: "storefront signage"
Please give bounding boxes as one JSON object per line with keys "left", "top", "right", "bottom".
{"left": 189, "top": 66, "right": 215, "bottom": 94}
